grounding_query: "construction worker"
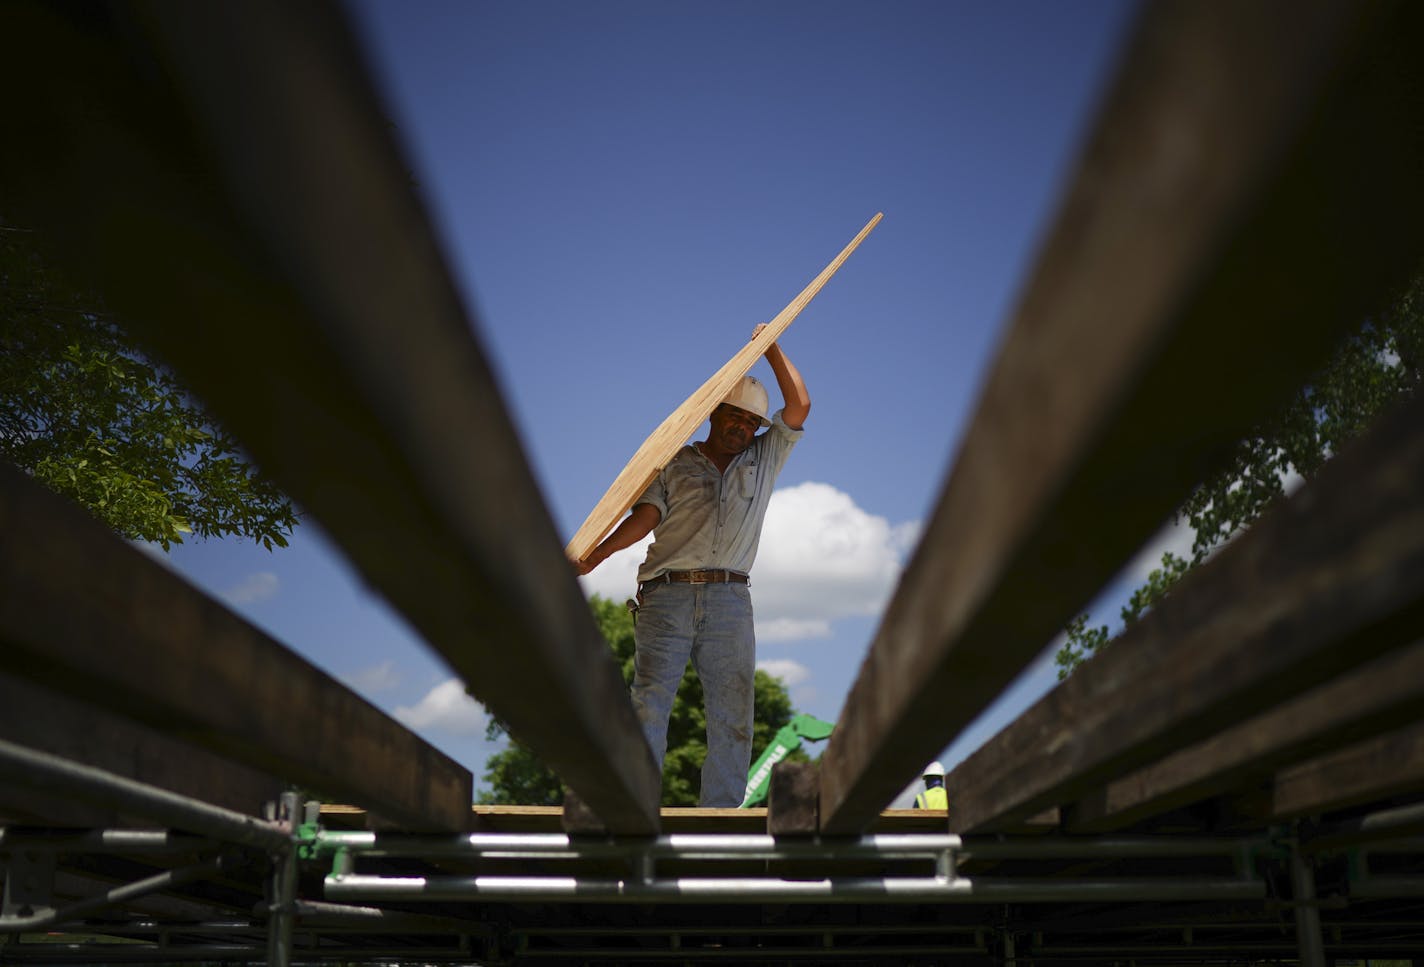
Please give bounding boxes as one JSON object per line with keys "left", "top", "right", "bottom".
{"left": 915, "top": 761, "right": 948, "bottom": 810}
{"left": 576, "top": 323, "right": 809, "bottom": 807}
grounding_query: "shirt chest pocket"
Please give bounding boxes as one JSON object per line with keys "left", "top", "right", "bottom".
{"left": 738, "top": 464, "right": 757, "bottom": 499}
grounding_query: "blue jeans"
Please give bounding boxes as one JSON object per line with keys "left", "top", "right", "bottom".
{"left": 631, "top": 582, "right": 756, "bottom": 807}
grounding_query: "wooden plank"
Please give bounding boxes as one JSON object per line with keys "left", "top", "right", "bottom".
{"left": 1272, "top": 720, "right": 1424, "bottom": 820}
{"left": 941, "top": 393, "right": 1424, "bottom": 834}
{"left": 1065, "top": 639, "right": 1424, "bottom": 832}
{"left": 0, "top": 463, "right": 472, "bottom": 831}
{"left": 766, "top": 761, "right": 820, "bottom": 836}
{"left": 565, "top": 214, "right": 881, "bottom": 563}
{"left": 0, "top": 672, "right": 286, "bottom": 827}
{"left": 0, "top": 1, "right": 659, "bottom": 832}
{"left": 818, "top": 0, "right": 1424, "bottom": 833}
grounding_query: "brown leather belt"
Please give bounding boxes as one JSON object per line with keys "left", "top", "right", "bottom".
{"left": 641, "top": 569, "right": 749, "bottom": 588}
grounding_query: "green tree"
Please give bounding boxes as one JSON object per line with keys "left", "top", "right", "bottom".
{"left": 479, "top": 594, "right": 806, "bottom": 805}
{"left": 0, "top": 222, "right": 298, "bottom": 549}
{"left": 1057, "top": 267, "right": 1424, "bottom": 677}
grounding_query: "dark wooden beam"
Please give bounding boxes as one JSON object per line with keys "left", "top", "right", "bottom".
{"left": 1065, "top": 639, "right": 1424, "bottom": 832}
{"left": 942, "top": 394, "right": 1424, "bottom": 833}
{"left": 766, "top": 761, "right": 820, "bottom": 836}
{"left": 0, "top": 1, "right": 659, "bottom": 832}
{"left": 819, "top": 0, "right": 1424, "bottom": 832}
{"left": 0, "top": 672, "right": 286, "bottom": 827}
{"left": 1272, "top": 720, "right": 1424, "bottom": 820}
{"left": 0, "top": 464, "right": 472, "bottom": 831}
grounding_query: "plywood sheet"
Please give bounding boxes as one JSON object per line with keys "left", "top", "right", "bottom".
{"left": 565, "top": 213, "right": 881, "bottom": 564}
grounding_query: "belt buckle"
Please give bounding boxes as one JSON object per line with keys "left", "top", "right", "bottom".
{"left": 689, "top": 569, "right": 709, "bottom": 584}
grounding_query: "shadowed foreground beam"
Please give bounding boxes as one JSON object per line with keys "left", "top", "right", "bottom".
{"left": 944, "top": 394, "right": 1424, "bottom": 832}
{"left": 1065, "top": 638, "right": 1424, "bottom": 833}
{"left": 820, "top": 0, "right": 1424, "bottom": 832}
{"left": 0, "top": 1, "right": 659, "bottom": 832}
{"left": 0, "top": 464, "right": 471, "bottom": 831}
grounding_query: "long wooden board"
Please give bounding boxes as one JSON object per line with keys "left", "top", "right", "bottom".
{"left": 1272, "top": 720, "right": 1424, "bottom": 821}
{"left": 0, "top": 672, "right": 286, "bottom": 828}
{"left": 1065, "top": 638, "right": 1424, "bottom": 832}
{"left": 565, "top": 213, "right": 882, "bottom": 564}
{"left": 940, "top": 393, "right": 1424, "bottom": 834}
{"left": 817, "top": 0, "right": 1424, "bottom": 834}
{"left": 0, "top": 0, "right": 661, "bottom": 833}
{"left": 0, "top": 463, "right": 473, "bottom": 832}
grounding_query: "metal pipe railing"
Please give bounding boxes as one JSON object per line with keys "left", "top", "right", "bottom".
{"left": 0, "top": 829, "right": 213, "bottom": 854}
{"left": 0, "top": 857, "right": 226, "bottom": 932}
{"left": 324, "top": 872, "right": 1265, "bottom": 904}
{"left": 0, "top": 739, "right": 290, "bottom": 852}
{"left": 314, "top": 829, "right": 1264, "bottom": 862}
{"left": 1305, "top": 800, "right": 1424, "bottom": 853}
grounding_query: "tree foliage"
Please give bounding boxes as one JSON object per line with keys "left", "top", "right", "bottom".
{"left": 1056, "top": 268, "right": 1424, "bottom": 678}
{"left": 478, "top": 594, "right": 804, "bottom": 806}
{"left": 0, "top": 223, "right": 298, "bottom": 549}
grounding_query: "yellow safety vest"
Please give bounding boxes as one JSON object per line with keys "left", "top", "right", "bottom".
{"left": 915, "top": 786, "right": 948, "bottom": 810}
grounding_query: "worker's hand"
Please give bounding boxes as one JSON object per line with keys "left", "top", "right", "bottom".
{"left": 751, "top": 322, "right": 770, "bottom": 341}
{"left": 570, "top": 556, "right": 594, "bottom": 576}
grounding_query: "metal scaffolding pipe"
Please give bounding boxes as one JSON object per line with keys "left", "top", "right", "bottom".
{"left": 1348, "top": 875, "right": 1424, "bottom": 898}
{"left": 314, "top": 830, "right": 1263, "bottom": 863}
{"left": 510, "top": 943, "right": 989, "bottom": 960}
{"left": 1289, "top": 845, "right": 1326, "bottom": 967}
{"left": 285, "top": 899, "right": 493, "bottom": 935}
{"left": 324, "top": 872, "right": 1264, "bottom": 904}
{"left": 0, "top": 857, "right": 226, "bottom": 932}
{"left": 1305, "top": 800, "right": 1424, "bottom": 853}
{"left": 0, "top": 829, "right": 213, "bottom": 854}
{"left": 0, "top": 740, "right": 290, "bottom": 852}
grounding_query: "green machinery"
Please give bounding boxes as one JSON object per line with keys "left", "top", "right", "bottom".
{"left": 738, "top": 713, "right": 834, "bottom": 808}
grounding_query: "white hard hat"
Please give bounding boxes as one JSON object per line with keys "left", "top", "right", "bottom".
{"left": 923, "top": 761, "right": 945, "bottom": 779}
{"left": 720, "top": 375, "right": 771, "bottom": 428}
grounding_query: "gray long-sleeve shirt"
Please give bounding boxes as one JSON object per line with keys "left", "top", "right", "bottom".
{"left": 634, "top": 410, "right": 802, "bottom": 582}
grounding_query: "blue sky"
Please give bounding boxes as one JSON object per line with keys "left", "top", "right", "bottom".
{"left": 161, "top": 0, "right": 1161, "bottom": 804}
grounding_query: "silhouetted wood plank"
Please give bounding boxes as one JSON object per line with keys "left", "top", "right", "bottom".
{"left": 766, "top": 762, "right": 820, "bottom": 836}
{"left": 0, "top": 1, "right": 659, "bottom": 832}
{"left": 0, "top": 673, "right": 286, "bottom": 827}
{"left": 0, "top": 464, "right": 472, "bottom": 831}
{"left": 1273, "top": 720, "right": 1424, "bottom": 820}
{"left": 819, "top": 0, "right": 1424, "bottom": 833}
{"left": 942, "top": 395, "right": 1424, "bottom": 833}
{"left": 1066, "top": 640, "right": 1424, "bottom": 832}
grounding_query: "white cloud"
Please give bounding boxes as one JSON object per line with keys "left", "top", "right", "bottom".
{"left": 756, "top": 658, "right": 810, "bottom": 686}
{"left": 393, "top": 678, "right": 488, "bottom": 736}
{"left": 576, "top": 482, "right": 916, "bottom": 645}
{"left": 343, "top": 660, "right": 400, "bottom": 694}
{"left": 220, "top": 571, "right": 279, "bottom": 606}
{"left": 758, "top": 618, "right": 832, "bottom": 642}
{"left": 754, "top": 482, "right": 912, "bottom": 639}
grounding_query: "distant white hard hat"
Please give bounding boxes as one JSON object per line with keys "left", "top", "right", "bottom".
{"left": 721, "top": 375, "right": 771, "bottom": 428}
{"left": 922, "top": 761, "right": 945, "bottom": 779}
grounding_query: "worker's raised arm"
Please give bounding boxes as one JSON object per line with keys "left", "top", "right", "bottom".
{"left": 753, "top": 322, "right": 810, "bottom": 429}
{"left": 574, "top": 501, "right": 660, "bottom": 575}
